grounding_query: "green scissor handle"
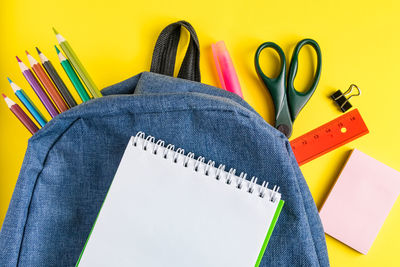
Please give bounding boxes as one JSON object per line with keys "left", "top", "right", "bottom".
{"left": 287, "top": 39, "right": 322, "bottom": 121}
{"left": 255, "top": 42, "right": 293, "bottom": 137}
{"left": 254, "top": 39, "right": 322, "bottom": 138}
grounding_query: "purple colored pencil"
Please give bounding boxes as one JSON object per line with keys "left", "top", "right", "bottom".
{"left": 16, "top": 56, "right": 59, "bottom": 118}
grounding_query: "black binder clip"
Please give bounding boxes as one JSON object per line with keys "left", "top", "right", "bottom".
{"left": 330, "top": 84, "right": 361, "bottom": 112}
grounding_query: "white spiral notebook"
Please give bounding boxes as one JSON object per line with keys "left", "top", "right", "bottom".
{"left": 77, "top": 132, "right": 284, "bottom": 267}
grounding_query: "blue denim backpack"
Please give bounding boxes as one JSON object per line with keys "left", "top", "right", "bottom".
{"left": 0, "top": 21, "right": 329, "bottom": 266}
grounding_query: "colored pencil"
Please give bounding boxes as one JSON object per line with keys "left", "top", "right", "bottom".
{"left": 17, "top": 56, "right": 59, "bottom": 118}
{"left": 2, "top": 94, "right": 39, "bottom": 134}
{"left": 26, "top": 50, "right": 68, "bottom": 113}
{"left": 36, "top": 47, "right": 77, "bottom": 108}
{"left": 53, "top": 28, "right": 102, "bottom": 98}
{"left": 55, "top": 46, "right": 91, "bottom": 102}
{"left": 7, "top": 77, "right": 47, "bottom": 127}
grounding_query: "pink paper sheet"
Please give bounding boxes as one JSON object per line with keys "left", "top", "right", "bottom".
{"left": 319, "top": 149, "right": 400, "bottom": 254}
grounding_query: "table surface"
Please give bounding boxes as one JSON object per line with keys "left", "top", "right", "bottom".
{"left": 1, "top": 0, "right": 400, "bottom": 266}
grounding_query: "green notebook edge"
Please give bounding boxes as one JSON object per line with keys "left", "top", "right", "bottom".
{"left": 75, "top": 188, "right": 111, "bottom": 266}
{"left": 254, "top": 199, "right": 285, "bottom": 267}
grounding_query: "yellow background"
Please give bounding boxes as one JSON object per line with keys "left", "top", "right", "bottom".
{"left": 1, "top": 0, "right": 400, "bottom": 265}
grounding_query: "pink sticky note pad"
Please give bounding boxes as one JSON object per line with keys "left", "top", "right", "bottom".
{"left": 319, "top": 149, "right": 400, "bottom": 254}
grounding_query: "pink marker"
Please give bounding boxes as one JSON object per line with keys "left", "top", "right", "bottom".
{"left": 211, "top": 41, "right": 243, "bottom": 98}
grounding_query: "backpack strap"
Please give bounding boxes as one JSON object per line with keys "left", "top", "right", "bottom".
{"left": 150, "top": 20, "right": 201, "bottom": 82}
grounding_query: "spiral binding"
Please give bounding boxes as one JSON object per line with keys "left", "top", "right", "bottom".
{"left": 132, "top": 132, "right": 280, "bottom": 203}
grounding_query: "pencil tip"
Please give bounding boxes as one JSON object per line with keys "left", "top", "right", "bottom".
{"left": 53, "top": 27, "right": 58, "bottom": 35}
{"left": 25, "top": 50, "right": 30, "bottom": 56}
{"left": 7, "top": 77, "right": 12, "bottom": 83}
{"left": 35, "top": 47, "right": 41, "bottom": 54}
{"left": 55, "top": 46, "right": 60, "bottom": 53}
{"left": 16, "top": 56, "right": 22, "bottom": 62}
{"left": 2, "top": 93, "right": 6, "bottom": 99}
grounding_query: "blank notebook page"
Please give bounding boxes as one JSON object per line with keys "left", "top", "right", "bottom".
{"left": 78, "top": 134, "right": 282, "bottom": 267}
{"left": 319, "top": 149, "right": 400, "bottom": 254}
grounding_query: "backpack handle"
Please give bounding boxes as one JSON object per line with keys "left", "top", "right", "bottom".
{"left": 150, "top": 20, "right": 201, "bottom": 82}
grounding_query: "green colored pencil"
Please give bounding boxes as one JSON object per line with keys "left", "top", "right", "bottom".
{"left": 56, "top": 46, "right": 91, "bottom": 102}
{"left": 53, "top": 28, "right": 102, "bottom": 98}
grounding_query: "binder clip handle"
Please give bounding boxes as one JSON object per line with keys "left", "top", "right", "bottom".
{"left": 331, "top": 84, "right": 361, "bottom": 112}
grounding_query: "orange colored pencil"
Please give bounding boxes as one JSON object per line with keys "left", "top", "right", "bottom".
{"left": 26, "top": 50, "right": 69, "bottom": 113}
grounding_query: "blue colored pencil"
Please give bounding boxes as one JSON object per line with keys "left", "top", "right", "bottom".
{"left": 7, "top": 77, "right": 47, "bottom": 127}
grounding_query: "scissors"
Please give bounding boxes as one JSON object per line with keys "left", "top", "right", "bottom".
{"left": 254, "top": 39, "right": 322, "bottom": 138}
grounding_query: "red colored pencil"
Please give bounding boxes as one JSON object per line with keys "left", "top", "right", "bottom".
{"left": 26, "top": 50, "right": 69, "bottom": 113}
{"left": 2, "top": 93, "right": 39, "bottom": 134}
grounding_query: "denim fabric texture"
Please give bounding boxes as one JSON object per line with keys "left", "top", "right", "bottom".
{"left": 0, "top": 71, "right": 329, "bottom": 266}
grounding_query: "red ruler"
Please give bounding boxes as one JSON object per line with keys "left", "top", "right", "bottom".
{"left": 290, "top": 109, "right": 369, "bottom": 166}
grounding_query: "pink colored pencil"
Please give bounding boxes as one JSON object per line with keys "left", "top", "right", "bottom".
{"left": 16, "top": 56, "right": 59, "bottom": 118}
{"left": 2, "top": 93, "right": 39, "bottom": 134}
